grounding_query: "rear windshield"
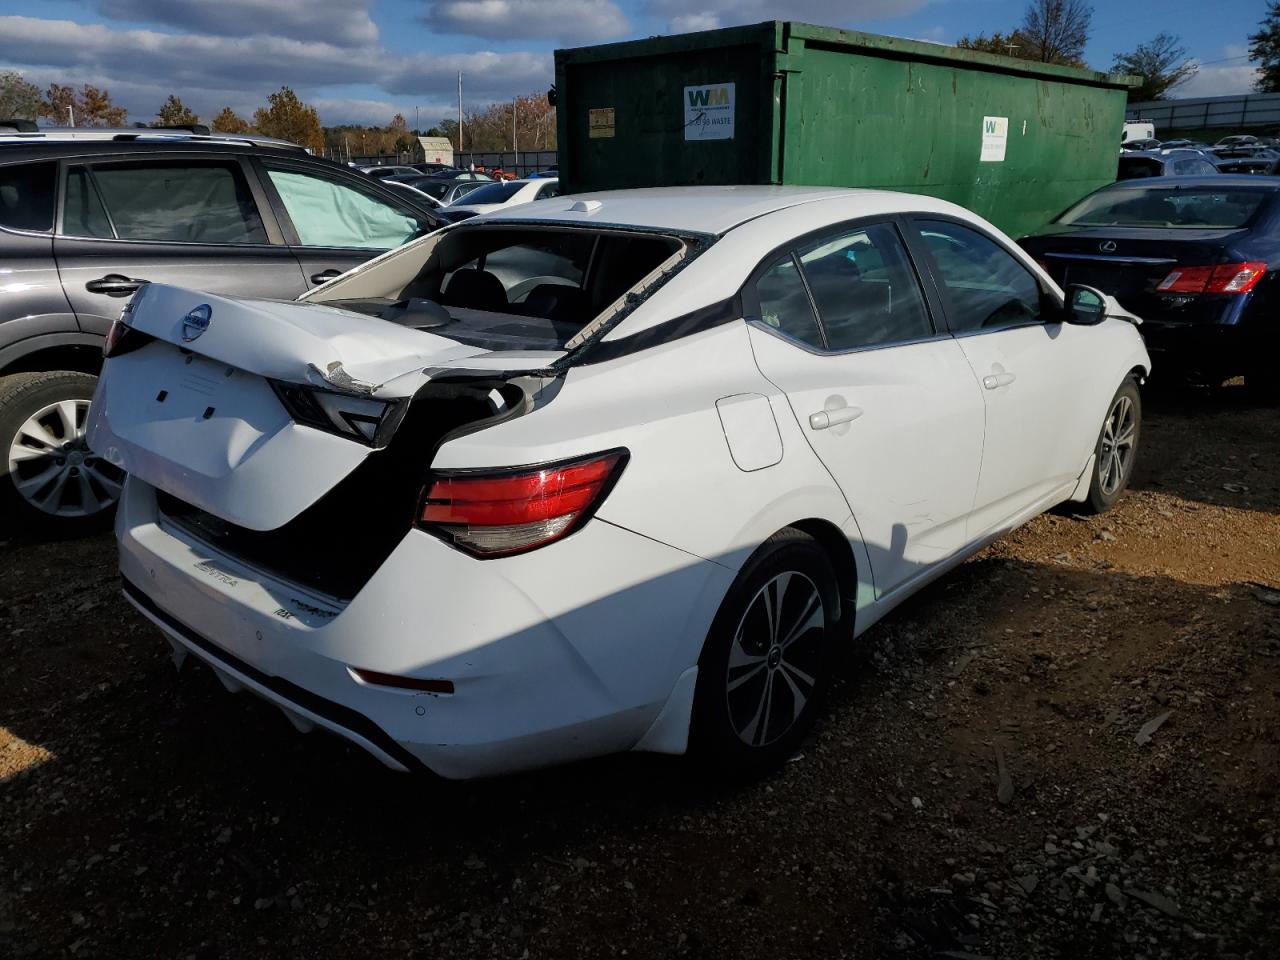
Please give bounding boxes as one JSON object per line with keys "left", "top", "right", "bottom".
{"left": 460, "top": 181, "right": 524, "bottom": 205}
{"left": 320, "top": 226, "right": 688, "bottom": 351}
{"left": 1058, "top": 187, "right": 1269, "bottom": 229}
{"left": 0, "top": 161, "right": 55, "bottom": 232}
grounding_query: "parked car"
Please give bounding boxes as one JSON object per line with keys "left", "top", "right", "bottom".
{"left": 1117, "top": 149, "right": 1220, "bottom": 180}
{"left": 1121, "top": 138, "right": 1162, "bottom": 152}
{"left": 381, "top": 179, "right": 443, "bottom": 206}
{"left": 529, "top": 170, "right": 560, "bottom": 179}
{"left": 357, "top": 165, "right": 420, "bottom": 179}
{"left": 1214, "top": 135, "right": 1259, "bottom": 149}
{"left": 1215, "top": 153, "right": 1280, "bottom": 175}
{"left": 89, "top": 186, "right": 1149, "bottom": 779}
{"left": 425, "top": 169, "right": 492, "bottom": 183}
{"left": 383, "top": 173, "right": 489, "bottom": 205}
{"left": 0, "top": 133, "right": 441, "bottom": 529}
{"left": 438, "top": 177, "right": 560, "bottom": 223}
{"left": 1019, "top": 175, "right": 1278, "bottom": 396}
{"left": 409, "top": 162, "right": 455, "bottom": 175}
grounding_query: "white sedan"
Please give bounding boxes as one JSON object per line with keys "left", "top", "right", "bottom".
{"left": 444, "top": 177, "right": 560, "bottom": 216}
{"left": 88, "top": 187, "right": 1149, "bottom": 779}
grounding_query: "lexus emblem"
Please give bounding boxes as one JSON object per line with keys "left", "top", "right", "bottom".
{"left": 1100, "top": 240, "right": 1118, "bottom": 253}
{"left": 182, "top": 304, "right": 212, "bottom": 342}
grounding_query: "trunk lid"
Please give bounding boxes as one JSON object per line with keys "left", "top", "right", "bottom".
{"left": 1020, "top": 226, "right": 1249, "bottom": 322}
{"left": 88, "top": 283, "right": 561, "bottom": 530}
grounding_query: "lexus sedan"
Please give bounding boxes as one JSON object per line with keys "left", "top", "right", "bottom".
{"left": 1020, "top": 176, "right": 1278, "bottom": 396}
{"left": 88, "top": 187, "right": 1149, "bottom": 779}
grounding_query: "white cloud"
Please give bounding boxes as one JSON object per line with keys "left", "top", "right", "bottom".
{"left": 424, "top": 0, "right": 629, "bottom": 43}
{"left": 0, "top": 14, "right": 552, "bottom": 123}
{"left": 87, "top": 0, "right": 379, "bottom": 47}
{"left": 671, "top": 14, "right": 721, "bottom": 32}
{"left": 1177, "top": 63, "right": 1260, "bottom": 99}
{"left": 648, "top": 0, "right": 930, "bottom": 33}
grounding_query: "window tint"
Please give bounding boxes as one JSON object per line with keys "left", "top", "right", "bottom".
{"left": 267, "top": 167, "right": 423, "bottom": 250}
{"left": 66, "top": 162, "right": 267, "bottom": 243}
{"left": 798, "top": 223, "right": 932, "bottom": 350}
{"left": 1057, "top": 186, "right": 1265, "bottom": 228}
{"left": 755, "top": 255, "right": 824, "bottom": 348}
{"left": 0, "top": 161, "right": 55, "bottom": 232}
{"left": 536, "top": 182, "right": 560, "bottom": 200}
{"left": 917, "top": 220, "right": 1045, "bottom": 333}
{"left": 461, "top": 181, "right": 525, "bottom": 205}
{"left": 63, "top": 168, "right": 113, "bottom": 238}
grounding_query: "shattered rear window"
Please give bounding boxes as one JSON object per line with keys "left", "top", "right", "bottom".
{"left": 320, "top": 226, "right": 689, "bottom": 351}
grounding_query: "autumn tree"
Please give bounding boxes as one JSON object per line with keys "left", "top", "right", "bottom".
{"left": 253, "top": 86, "right": 323, "bottom": 152}
{"left": 154, "top": 94, "right": 199, "bottom": 127}
{"left": 0, "top": 70, "right": 42, "bottom": 120}
{"left": 1112, "top": 33, "right": 1197, "bottom": 101}
{"left": 210, "top": 106, "right": 251, "bottom": 134}
{"left": 1251, "top": 1, "right": 1280, "bottom": 93}
{"left": 39, "top": 83, "right": 78, "bottom": 124}
{"left": 79, "top": 85, "right": 128, "bottom": 126}
{"left": 1019, "top": 0, "right": 1092, "bottom": 67}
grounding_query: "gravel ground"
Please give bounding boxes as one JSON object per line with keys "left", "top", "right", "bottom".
{"left": 2, "top": 384, "right": 1278, "bottom": 960}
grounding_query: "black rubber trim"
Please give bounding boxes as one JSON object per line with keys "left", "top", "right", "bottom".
{"left": 577, "top": 296, "right": 739, "bottom": 365}
{"left": 121, "top": 577, "right": 427, "bottom": 774}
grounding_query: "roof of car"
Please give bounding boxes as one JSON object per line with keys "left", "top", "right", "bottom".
{"left": 478, "top": 185, "right": 897, "bottom": 235}
{"left": 0, "top": 137, "right": 313, "bottom": 164}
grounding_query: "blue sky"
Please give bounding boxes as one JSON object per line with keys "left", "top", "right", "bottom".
{"left": 0, "top": 0, "right": 1264, "bottom": 126}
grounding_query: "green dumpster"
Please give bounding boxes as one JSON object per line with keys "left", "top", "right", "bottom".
{"left": 554, "top": 22, "right": 1135, "bottom": 237}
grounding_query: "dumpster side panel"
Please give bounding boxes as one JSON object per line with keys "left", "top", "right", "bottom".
{"left": 783, "top": 42, "right": 1126, "bottom": 237}
{"left": 557, "top": 39, "right": 775, "bottom": 194}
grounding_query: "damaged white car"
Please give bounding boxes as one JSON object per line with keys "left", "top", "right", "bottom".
{"left": 89, "top": 187, "right": 1150, "bottom": 778}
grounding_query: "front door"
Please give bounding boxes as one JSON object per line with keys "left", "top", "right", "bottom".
{"left": 907, "top": 218, "right": 1100, "bottom": 537}
{"left": 54, "top": 156, "right": 307, "bottom": 337}
{"left": 745, "top": 220, "right": 986, "bottom": 598}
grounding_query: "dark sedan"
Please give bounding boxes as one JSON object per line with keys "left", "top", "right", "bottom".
{"left": 1019, "top": 176, "right": 1280, "bottom": 397}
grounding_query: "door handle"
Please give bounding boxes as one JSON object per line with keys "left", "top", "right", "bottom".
{"left": 86, "top": 274, "right": 146, "bottom": 294}
{"left": 809, "top": 406, "right": 863, "bottom": 430}
{"left": 983, "top": 372, "right": 1017, "bottom": 390}
{"left": 310, "top": 269, "right": 343, "bottom": 285}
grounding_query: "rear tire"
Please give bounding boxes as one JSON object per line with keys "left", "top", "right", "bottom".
{"left": 0, "top": 371, "right": 122, "bottom": 534}
{"left": 1081, "top": 377, "right": 1141, "bottom": 514}
{"left": 691, "top": 529, "right": 838, "bottom": 777}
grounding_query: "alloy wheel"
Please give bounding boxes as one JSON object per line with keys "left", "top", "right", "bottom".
{"left": 725, "top": 570, "right": 826, "bottom": 747}
{"left": 7, "top": 399, "right": 123, "bottom": 517}
{"left": 1098, "top": 394, "right": 1136, "bottom": 497}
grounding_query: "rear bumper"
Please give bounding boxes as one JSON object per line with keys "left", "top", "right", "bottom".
{"left": 1140, "top": 321, "right": 1255, "bottom": 375}
{"left": 116, "top": 478, "right": 730, "bottom": 779}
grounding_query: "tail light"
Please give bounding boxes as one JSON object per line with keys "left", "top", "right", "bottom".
{"left": 1156, "top": 261, "right": 1266, "bottom": 295}
{"left": 102, "top": 316, "right": 154, "bottom": 358}
{"left": 417, "top": 450, "right": 628, "bottom": 558}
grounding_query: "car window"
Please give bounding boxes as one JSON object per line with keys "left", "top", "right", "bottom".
{"left": 266, "top": 167, "right": 424, "bottom": 250}
{"left": 797, "top": 223, "right": 932, "bottom": 350}
{"left": 1058, "top": 186, "right": 1267, "bottom": 228}
{"left": 460, "top": 181, "right": 526, "bottom": 205}
{"left": 63, "top": 161, "right": 268, "bottom": 244}
{"left": 754, "top": 254, "right": 825, "bottom": 348}
{"left": 536, "top": 182, "right": 560, "bottom": 200}
{"left": 0, "top": 161, "right": 56, "bottom": 233}
{"left": 916, "top": 220, "right": 1045, "bottom": 333}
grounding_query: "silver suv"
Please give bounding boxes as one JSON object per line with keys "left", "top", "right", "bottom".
{"left": 0, "top": 127, "right": 441, "bottom": 531}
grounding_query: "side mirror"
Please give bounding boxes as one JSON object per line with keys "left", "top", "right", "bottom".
{"left": 1065, "top": 284, "right": 1106, "bottom": 325}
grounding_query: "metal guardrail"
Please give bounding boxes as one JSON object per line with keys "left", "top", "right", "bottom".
{"left": 1125, "top": 93, "right": 1280, "bottom": 132}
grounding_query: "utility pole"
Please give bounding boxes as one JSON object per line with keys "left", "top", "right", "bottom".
{"left": 1003, "top": 42, "right": 1020, "bottom": 57}
{"left": 68, "top": 104, "right": 74, "bottom": 126}
{"left": 457, "top": 71, "right": 464, "bottom": 161}
{"left": 415, "top": 105, "right": 419, "bottom": 134}
{"left": 512, "top": 97, "right": 518, "bottom": 174}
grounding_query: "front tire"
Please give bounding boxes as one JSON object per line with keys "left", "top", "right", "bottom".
{"left": 691, "top": 529, "right": 838, "bottom": 777}
{"left": 1081, "top": 377, "right": 1141, "bottom": 514}
{"left": 0, "top": 371, "right": 123, "bottom": 533}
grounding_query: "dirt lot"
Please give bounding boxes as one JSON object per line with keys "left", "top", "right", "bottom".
{"left": 2, "top": 385, "right": 1278, "bottom": 960}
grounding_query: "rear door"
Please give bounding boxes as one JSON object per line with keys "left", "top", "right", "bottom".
{"left": 745, "top": 219, "right": 985, "bottom": 598}
{"left": 907, "top": 218, "right": 1100, "bottom": 535}
{"left": 53, "top": 155, "right": 307, "bottom": 337}
{"left": 253, "top": 158, "right": 438, "bottom": 289}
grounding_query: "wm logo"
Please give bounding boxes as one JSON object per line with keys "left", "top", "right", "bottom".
{"left": 689, "top": 87, "right": 731, "bottom": 107}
